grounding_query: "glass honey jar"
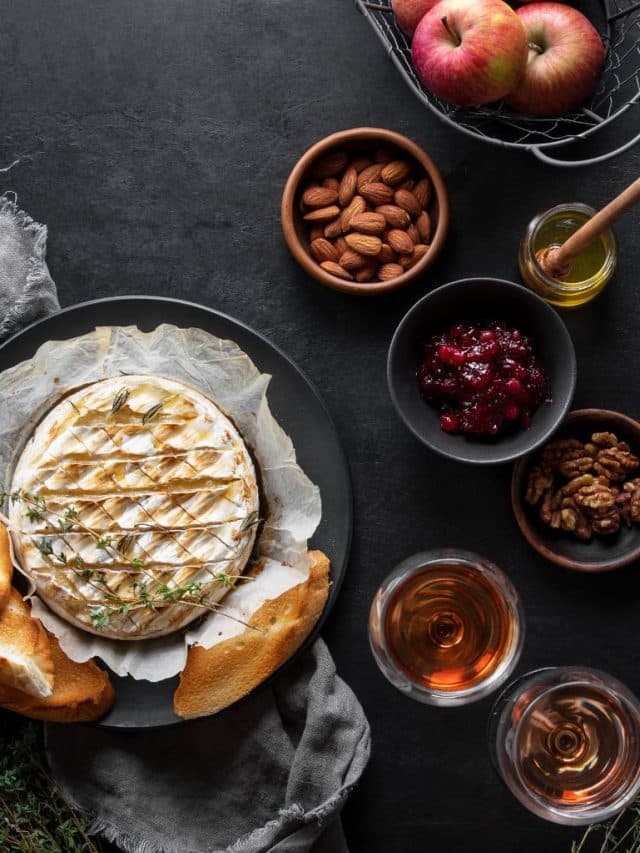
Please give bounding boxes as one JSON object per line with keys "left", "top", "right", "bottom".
{"left": 519, "top": 203, "right": 618, "bottom": 308}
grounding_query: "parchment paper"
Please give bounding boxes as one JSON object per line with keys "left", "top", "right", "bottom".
{"left": 0, "top": 325, "right": 321, "bottom": 680}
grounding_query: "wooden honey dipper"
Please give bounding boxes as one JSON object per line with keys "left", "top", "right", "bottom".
{"left": 537, "top": 176, "right": 640, "bottom": 281}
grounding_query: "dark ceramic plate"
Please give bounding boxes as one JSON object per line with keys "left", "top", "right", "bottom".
{"left": 512, "top": 409, "right": 640, "bottom": 572}
{"left": 387, "top": 278, "right": 577, "bottom": 465}
{"left": 0, "top": 297, "right": 353, "bottom": 728}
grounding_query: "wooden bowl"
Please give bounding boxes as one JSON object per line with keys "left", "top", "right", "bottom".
{"left": 281, "top": 127, "right": 449, "bottom": 295}
{"left": 512, "top": 409, "right": 640, "bottom": 572}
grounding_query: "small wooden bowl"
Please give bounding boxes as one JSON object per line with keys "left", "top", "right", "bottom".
{"left": 281, "top": 127, "right": 449, "bottom": 295}
{"left": 512, "top": 409, "right": 640, "bottom": 572}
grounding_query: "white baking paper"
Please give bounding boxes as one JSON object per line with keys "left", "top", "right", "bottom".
{"left": 0, "top": 325, "right": 321, "bottom": 680}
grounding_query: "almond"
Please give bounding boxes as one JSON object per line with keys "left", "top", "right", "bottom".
{"left": 407, "top": 224, "right": 420, "bottom": 244}
{"left": 351, "top": 156, "right": 373, "bottom": 173}
{"left": 374, "top": 147, "right": 394, "bottom": 164}
{"left": 381, "top": 160, "right": 411, "bottom": 186}
{"left": 378, "top": 243, "right": 397, "bottom": 264}
{"left": 378, "top": 263, "right": 404, "bottom": 282}
{"left": 339, "top": 249, "right": 368, "bottom": 271}
{"left": 303, "top": 204, "right": 341, "bottom": 222}
{"left": 387, "top": 229, "right": 414, "bottom": 255}
{"left": 413, "top": 178, "right": 431, "bottom": 209}
{"left": 320, "top": 260, "right": 353, "bottom": 280}
{"left": 334, "top": 236, "right": 348, "bottom": 256}
{"left": 340, "top": 195, "right": 366, "bottom": 232}
{"left": 310, "top": 238, "right": 339, "bottom": 263}
{"left": 394, "top": 188, "right": 421, "bottom": 218}
{"left": 357, "top": 163, "right": 383, "bottom": 189}
{"left": 309, "top": 224, "right": 325, "bottom": 242}
{"left": 355, "top": 260, "right": 378, "bottom": 282}
{"left": 416, "top": 210, "right": 432, "bottom": 242}
{"left": 376, "top": 204, "right": 411, "bottom": 229}
{"left": 344, "top": 232, "right": 382, "bottom": 257}
{"left": 302, "top": 186, "right": 338, "bottom": 209}
{"left": 324, "top": 217, "right": 343, "bottom": 239}
{"left": 399, "top": 179, "right": 414, "bottom": 191}
{"left": 338, "top": 166, "right": 358, "bottom": 208}
{"left": 313, "top": 152, "right": 348, "bottom": 179}
{"left": 360, "top": 182, "right": 394, "bottom": 206}
{"left": 323, "top": 177, "right": 340, "bottom": 190}
{"left": 399, "top": 243, "right": 429, "bottom": 269}
{"left": 349, "top": 211, "right": 386, "bottom": 236}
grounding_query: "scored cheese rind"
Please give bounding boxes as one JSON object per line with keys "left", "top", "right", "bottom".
{"left": 9, "top": 375, "right": 259, "bottom": 641}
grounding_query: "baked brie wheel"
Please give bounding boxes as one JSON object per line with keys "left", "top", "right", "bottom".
{"left": 9, "top": 375, "right": 259, "bottom": 640}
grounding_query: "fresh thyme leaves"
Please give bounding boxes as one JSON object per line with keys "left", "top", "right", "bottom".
{"left": 0, "top": 717, "right": 104, "bottom": 852}
{"left": 36, "top": 538, "right": 53, "bottom": 557}
{"left": 2, "top": 488, "right": 257, "bottom": 633}
{"left": 110, "top": 387, "right": 130, "bottom": 415}
{"left": 96, "top": 535, "right": 114, "bottom": 552}
{"left": 89, "top": 606, "right": 108, "bottom": 630}
{"left": 214, "top": 570, "right": 237, "bottom": 590}
{"left": 572, "top": 801, "right": 640, "bottom": 852}
{"left": 141, "top": 401, "right": 164, "bottom": 425}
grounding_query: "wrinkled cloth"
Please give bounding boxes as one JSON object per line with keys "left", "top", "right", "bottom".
{"left": 0, "top": 200, "right": 369, "bottom": 853}
{"left": 46, "top": 640, "right": 370, "bottom": 853}
{"left": 0, "top": 194, "right": 59, "bottom": 340}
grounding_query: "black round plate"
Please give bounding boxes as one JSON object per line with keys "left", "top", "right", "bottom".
{"left": 0, "top": 297, "right": 353, "bottom": 728}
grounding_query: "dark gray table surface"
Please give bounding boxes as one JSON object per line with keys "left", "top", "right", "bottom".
{"left": 2, "top": 2, "right": 639, "bottom": 851}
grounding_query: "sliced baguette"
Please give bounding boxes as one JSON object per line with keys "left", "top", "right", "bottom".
{"left": 0, "top": 588, "right": 54, "bottom": 698}
{"left": 0, "top": 632, "right": 114, "bottom": 723}
{"left": 174, "top": 550, "right": 330, "bottom": 720}
{"left": 0, "top": 524, "right": 12, "bottom": 609}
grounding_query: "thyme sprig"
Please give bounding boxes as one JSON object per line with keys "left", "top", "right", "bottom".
{"left": 1, "top": 487, "right": 258, "bottom": 633}
{"left": 572, "top": 802, "right": 640, "bottom": 852}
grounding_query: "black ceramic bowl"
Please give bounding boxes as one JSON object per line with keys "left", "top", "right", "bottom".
{"left": 512, "top": 409, "right": 640, "bottom": 573}
{"left": 387, "top": 278, "right": 577, "bottom": 465}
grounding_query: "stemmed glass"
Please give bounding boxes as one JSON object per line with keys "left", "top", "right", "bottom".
{"left": 368, "top": 549, "right": 524, "bottom": 707}
{"left": 488, "top": 667, "right": 640, "bottom": 825}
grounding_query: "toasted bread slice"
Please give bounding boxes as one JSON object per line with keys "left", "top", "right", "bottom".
{"left": 0, "top": 524, "right": 12, "bottom": 609}
{"left": 0, "top": 633, "right": 115, "bottom": 723}
{"left": 0, "top": 588, "right": 54, "bottom": 698}
{"left": 174, "top": 550, "right": 330, "bottom": 719}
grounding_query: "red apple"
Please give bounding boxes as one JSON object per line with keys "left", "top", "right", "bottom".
{"left": 505, "top": 3, "right": 604, "bottom": 116}
{"left": 392, "top": 0, "right": 439, "bottom": 36}
{"left": 412, "top": 0, "right": 528, "bottom": 107}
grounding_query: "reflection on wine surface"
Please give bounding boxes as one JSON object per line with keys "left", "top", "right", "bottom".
{"left": 490, "top": 668, "right": 640, "bottom": 825}
{"left": 369, "top": 550, "right": 523, "bottom": 706}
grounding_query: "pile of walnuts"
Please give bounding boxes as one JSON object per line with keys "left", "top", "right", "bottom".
{"left": 525, "top": 432, "right": 640, "bottom": 540}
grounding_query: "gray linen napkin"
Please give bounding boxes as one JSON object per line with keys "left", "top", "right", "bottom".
{"left": 46, "top": 640, "right": 370, "bottom": 853}
{"left": 0, "top": 194, "right": 59, "bottom": 339}
{"left": 0, "top": 195, "right": 370, "bottom": 853}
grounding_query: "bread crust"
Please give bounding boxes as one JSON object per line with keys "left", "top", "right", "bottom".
{"left": 0, "top": 588, "right": 54, "bottom": 698}
{"left": 0, "top": 525, "right": 12, "bottom": 609}
{"left": 174, "top": 550, "right": 330, "bottom": 719}
{"left": 0, "top": 632, "right": 115, "bottom": 722}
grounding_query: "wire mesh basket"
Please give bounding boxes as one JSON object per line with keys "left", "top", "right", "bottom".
{"left": 356, "top": 0, "right": 640, "bottom": 166}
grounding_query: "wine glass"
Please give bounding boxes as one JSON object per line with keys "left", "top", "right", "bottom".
{"left": 368, "top": 549, "right": 524, "bottom": 706}
{"left": 488, "top": 667, "right": 640, "bottom": 825}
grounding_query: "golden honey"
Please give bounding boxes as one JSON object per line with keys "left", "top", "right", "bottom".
{"left": 519, "top": 203, "right": 618, "bottom": 308}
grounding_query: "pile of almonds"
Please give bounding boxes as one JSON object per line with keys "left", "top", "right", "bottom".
{"left": 300, "top": 148, "right": 433, "bottom": 284}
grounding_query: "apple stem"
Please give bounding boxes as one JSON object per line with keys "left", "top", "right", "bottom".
{"left": 528, "top": 41, "right": 544, "bottom": 54}
{"left": 441, "top": 16, "right": 461, "bottom": 46}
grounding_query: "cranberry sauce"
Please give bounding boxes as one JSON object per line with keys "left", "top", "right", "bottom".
{"left": 416, "top": 321, "right": 550, "bottom": 437}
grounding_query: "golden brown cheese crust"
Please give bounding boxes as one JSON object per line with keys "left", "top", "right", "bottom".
{"left": 173, "top": 550, "right": 330, "bottom": 719}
